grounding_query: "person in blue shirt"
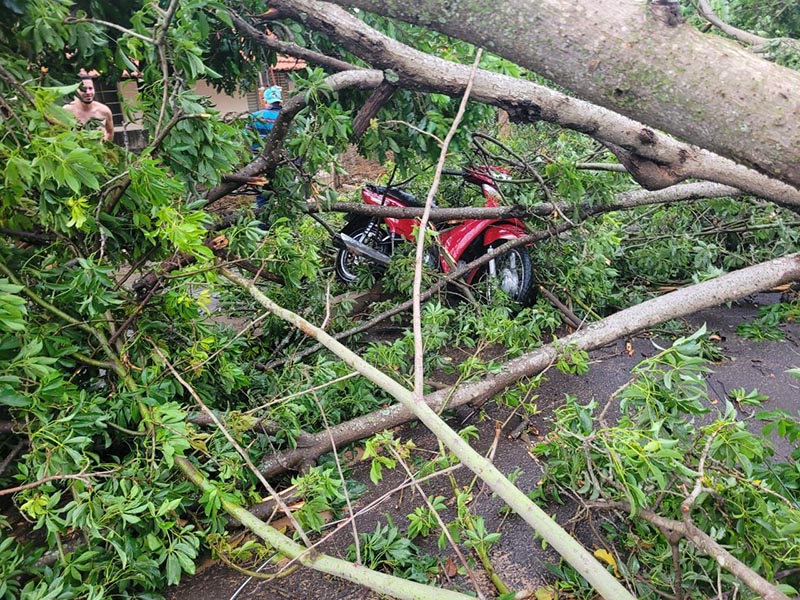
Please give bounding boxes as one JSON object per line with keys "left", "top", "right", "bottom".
{"left": 245, "top": 86, "right": 282, "bottom": 211}
{"left": 246, "top": 86, "right": 282, "bottom": 153}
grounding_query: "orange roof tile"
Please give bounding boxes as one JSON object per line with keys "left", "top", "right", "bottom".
{"left": 274, "top": 55, "right": 307, "bottom": 71}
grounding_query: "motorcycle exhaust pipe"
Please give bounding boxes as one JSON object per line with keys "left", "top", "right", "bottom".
{"left": 333, "top": 233, "right": 392, "bottom": 267}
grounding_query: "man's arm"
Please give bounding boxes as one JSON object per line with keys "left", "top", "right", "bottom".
{"left": 100, "top": 106, "right": 114, "bottom": 142}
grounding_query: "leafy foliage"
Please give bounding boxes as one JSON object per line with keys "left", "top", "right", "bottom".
{"left": 0, "top": 2, "right": 317, "bottom": 597}
{"left": 0, "top": 0, "right": 798, "bottom": 598}
{"left": 736, "top": 299, "right": 800, "bottom": 340}
{"left": 348, "top": 515, "right": 440, "bottom": 583}
{"left": 533, "top": 328, "right": 800, "bottom": 598}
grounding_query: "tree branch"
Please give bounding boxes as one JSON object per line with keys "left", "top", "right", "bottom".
{"left": 0, "top": 227, "right": 54, "bottom": 244}
{"left": 0, "top": 261, "right": 124, "bottom": 377}
{"left": 230, "top": 10, "right": 358, "bottom": 73}
{"left": 589, "top": 499, "right": 790, "bottom": 600}
{"left": 352, "top": 80, "right": 399, "bottom": 138}
{"left": 156, "top": 0, "right": 180, "bottom": 44}
{"left": 695, "top": 0, "right": 770, "bottom": 47}
{"left": 65, "top": 16, "right": 156, "bottom": 43}
{"left": 0, "top": 470, "right": 118, "bottom": 497}
{"left": 412, "top": 46, "right": 481, "bottom": 421}
{"left": 102, "top": 112, "right": 203, "bottom": 216}
{"left": 0, "top": 440, "right": 25, "bottom": 477}
{"left": 176, "top": 456, "right": 479, "bottom": 600}
{"left": 0, "top": 62, "right": 35, "bottom": 105}
{"left": 575, "top": 162, "right": 628, "bottom": 173}
{"left": 389, "top": 446, "right": 487, "bottom": 599}
{"left": 306, "top": 180, "right": 744, "bottom": 221}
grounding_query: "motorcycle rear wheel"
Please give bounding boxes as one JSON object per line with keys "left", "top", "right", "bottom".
{"left": 335, "top": 218, "right": 394, "bottom": 284}
{"left": 477, "top": 243, "right": 535, "bottom": 306}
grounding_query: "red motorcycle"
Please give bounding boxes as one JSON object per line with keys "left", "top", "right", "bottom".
{"left": 333, "top": 165, "right": 535, "bottom": 304}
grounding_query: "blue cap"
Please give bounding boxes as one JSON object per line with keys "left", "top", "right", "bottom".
{"left": 263, "top": 86, "right": 282, "bottom": 104}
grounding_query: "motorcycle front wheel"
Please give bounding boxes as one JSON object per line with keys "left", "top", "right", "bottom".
{"left": 476, "top": 243, "right": 535, "bottom": 306}
{"left": 334, "top": 218, "right": 394, "bottom": 284}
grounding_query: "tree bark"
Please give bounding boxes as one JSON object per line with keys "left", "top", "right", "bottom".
{"left": 323, "top": 0, "right": 800, "bottom": 190}
{"left": 307, "top": 180, "right": 745, "bottom": 221}
{"left": 352, "top": 80, "right": 399, "bottom": 139}
{"left": 271, "top": 0, "right": 800, "bottom": 212}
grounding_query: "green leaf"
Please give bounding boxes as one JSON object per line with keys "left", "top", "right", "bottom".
{"left": 115, "top": 46, "right": 139, "bottom": 73}
{"left": 0, "top": 386, "right": 29, "bottom": 407}
{"left": 369, "top": 460, "right": 383, "bottom": 484}
{"left": 165, "top": 553, "right": 181, "bottom": 585}
{"left": 175, "top": 549, "right": 196, "bottom": 574}
{"left": 41, "top": 83, "right": 81, "bottom": 97}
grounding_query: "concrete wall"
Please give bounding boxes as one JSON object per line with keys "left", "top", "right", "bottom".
{"left": 112, "top": 79, "right": 255, "bottom": 150}
{"left": 115, "top": 79, "right": 252, "bottom": 127}
{"left": 193, "top": 80, "right": 251, "bottom": 118}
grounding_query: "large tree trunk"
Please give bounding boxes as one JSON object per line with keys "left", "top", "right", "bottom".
{"left": 325, "top": 0, "right": 800, "bottom": 189}
{"left": 271, "top": 0, "right": 800, "bottom": 211}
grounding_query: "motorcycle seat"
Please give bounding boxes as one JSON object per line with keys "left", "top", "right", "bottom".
{"left": 369, "top": 185, "right": 436, "bottom": 208}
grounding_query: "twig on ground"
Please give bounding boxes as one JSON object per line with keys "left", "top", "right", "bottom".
{"left": 0, "top": 469, "right": 118, "bottom": 497}
{"left": 245, "top": 371, "right": 360, "bottom": 415}
{"left": 310, "top": 389, "right": 361, "bottom": 565}
{"left": 538, "top": 285, "right": 583, "bottom": 329}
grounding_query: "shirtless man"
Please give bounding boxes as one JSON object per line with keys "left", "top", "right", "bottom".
{"left": 63, "top": 75, "right": 115, "bottom": 142}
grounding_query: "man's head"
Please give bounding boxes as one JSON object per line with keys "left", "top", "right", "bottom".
{"left": 263, "top": 86, "right": 282, "bottom": 106}
{"left": 78, "top": 76, "right": 96, "bottom": 104}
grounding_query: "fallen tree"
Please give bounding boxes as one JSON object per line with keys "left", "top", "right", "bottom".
{"left": 323, "top": 0, "right": 800, "bottom": 189}
{"left": 257, "top": 251, "right": 800, "bottom": 477}
{"left": 233, "top": 0, "right": 800, "bottom": 211}
{"left": 2, "top": 2, "right": 799, "bottom": 599}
